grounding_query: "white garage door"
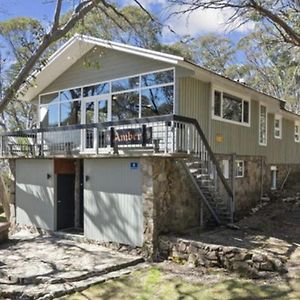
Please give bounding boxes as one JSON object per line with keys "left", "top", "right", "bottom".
{"left": 16, "top": 159, "right": 55, "bottom": 230}
{"left": 84, "top": 158, "right": 143, "bottom": 246}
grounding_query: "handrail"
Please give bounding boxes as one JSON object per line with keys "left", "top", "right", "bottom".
{"left": 180, "top": 161, "right": 221, "bottom": 225}
{"left": 0, "top": 114, "right": 174, "bottom": 136}
{"left": 172, "top": 115, "right": 234, "bottom": 199}
{"left": 0, "top": 114, "right": 234, "bottom": 197}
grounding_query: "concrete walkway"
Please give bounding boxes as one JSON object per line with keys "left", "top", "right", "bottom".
{"left": 0, "top": 230, "right": 143, "bottom": 300}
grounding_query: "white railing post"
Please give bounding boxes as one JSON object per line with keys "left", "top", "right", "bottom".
{"left": 187, "top": 124, "right": 191, "bottom": 154}
{"left": 164, "top": 121, "right": 169, "bottom": 154}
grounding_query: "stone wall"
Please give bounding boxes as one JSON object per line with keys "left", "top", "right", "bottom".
{"left": 215, "top": 154, "right": 264, "bottom": 218}
{"left": 159, "top": 236, "right": 286, "bottom": 278}
{"left": 141, "top": 157, "right": 202, "bottom": 258}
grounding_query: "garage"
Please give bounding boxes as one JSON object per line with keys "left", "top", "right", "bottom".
{"left": 16, "top": 159, "right": 55, "bottom": 230}
{"left": 84, "top": 158, "right": 143, "bottom": 246}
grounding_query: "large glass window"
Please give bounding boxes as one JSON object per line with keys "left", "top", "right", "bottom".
{"left": 112, "top": 92, "right": 139, "bottom": 121}
{"left": 39, "top": 68, "right": 175, "bottom": 126}
{"left": 141, "top": 70, "right": 173, "bottom": 87}
{"left": 98, "top": 100, "right": 108, "bottom": 122}
{"left": 112, "top": 76, "right": 139, "bottom": 92}
{"left": 141, "top": 86, "right": 174, "bottom": 116}
{"left": 213, "top": 90, "right": 249, "bottom": 125}
{"left": 60, "top": 88, "right": 81, "bottom": 101}
{"left": 83, "top": 83, "right": 109, "bottom": 97}
{"left": 259, "top": 104, "right": 267, "bottom": 146}
{"left": 40, "top": 104, "right": 59, "bottom": 128}
{"left": 60, "top": 101, "right": 81, "bottom": 126}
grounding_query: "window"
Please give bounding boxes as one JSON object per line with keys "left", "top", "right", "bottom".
{"left": 274, "top": 115, "right": 282, "bottom": 139}
{"left": 236, "top": 160, "right": 245, "bottom": 178}
{"left": 295, "top": 122, "right": 300, "bottom": 142}
{"left": 213, "top": 90, "right": 250, "bottom": 125}
{"left": 112, "top": 91, "right": 139, "bottom": 121}
{"left": 83, "top": 83, "right": 109, "bottom": 97}
{"left": 39, "top": 68, "right": 175, "bottom": 126}
{"left": 259, "top": 104, "right": 267, "bottom": 146}
{"left": 141, "top": 86, "right": 174, "bottom": 117}
{"left": 221, "top": 160, "right": 229, "bottom": 179}
{"left": 60, "top": 101, "right": 81, "bottom": 126}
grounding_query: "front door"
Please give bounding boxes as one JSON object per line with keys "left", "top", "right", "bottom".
{"left": 82, "top": 96, "right": 109, "bottom": 152}
{"left": 57, "top": 173, "right": 75, "bottom": 230}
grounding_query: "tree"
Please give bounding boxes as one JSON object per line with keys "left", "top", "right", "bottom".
{"left": 0, "top": 0, "right": 152, "bottom": 113}
{"left": 168, "top": 0, "right": 300, "bottom": 48}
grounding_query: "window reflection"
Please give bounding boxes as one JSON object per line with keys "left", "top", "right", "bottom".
{"left": 112, "top": 92, "right": 139, "bottom": 121}
{"left": 141, "top": 70, "right": 173, "bottom": 87}
{"left": 222, "top": 93, "right": 242, "bottom": 122}
{"left": 98, "top": 100, "right": 108, "bottom": 122}
{"left": 40, "top": 104, "right": 59, "bottom": 127}
{"left": 83, "top": 83, "right": 109, "bottom": 97}
{"left": 112, "top": 77, "right": 139, "bottom": 92}
{"left": 60, "top": 88, "right": 81, "bottom": 101}
{"left": 141, "top": 86, "right": 174, "bottom": 116}
{"left": 60, "top": 101, "right": 81, "bottom": 126}
{"left": 85, "top": 102, "right": 95, "bottom": 124}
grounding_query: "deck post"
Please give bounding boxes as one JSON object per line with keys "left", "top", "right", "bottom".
{"left": 230, "top": 153, "right": 236, "bottom": 222}
{"left": 74, "top": 159, "right": 81, "bottom": 228}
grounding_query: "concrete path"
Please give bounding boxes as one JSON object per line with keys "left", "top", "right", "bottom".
{"left": 0, "top": 230, "right": 143, "bottom": 299}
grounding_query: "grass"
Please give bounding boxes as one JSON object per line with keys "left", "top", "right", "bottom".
{"left": 61, "top": 267, "right": 298, "bottom": 300}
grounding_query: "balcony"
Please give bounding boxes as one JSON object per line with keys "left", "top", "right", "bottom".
{"left": 0, "top": 115, "right": 203, "bottom": 158}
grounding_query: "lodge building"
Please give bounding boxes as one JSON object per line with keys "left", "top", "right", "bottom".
{"left": 1, "top": 35, "right": 300, "bottom": 255}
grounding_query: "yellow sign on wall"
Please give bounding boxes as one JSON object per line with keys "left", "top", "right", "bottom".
{"left": 216, "top": 134, "right": 224, "bottom": 143}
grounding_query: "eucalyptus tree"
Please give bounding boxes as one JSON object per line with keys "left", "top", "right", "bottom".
{"left": 168, "top": 0, "right": 300, "bottom": 48}
{"left": 0, "top": 0, "right": 154, "bottom": 114}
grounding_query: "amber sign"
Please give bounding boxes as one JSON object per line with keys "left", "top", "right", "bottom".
{"left": 107, "top": 127, "right": 152, "bottom": 145}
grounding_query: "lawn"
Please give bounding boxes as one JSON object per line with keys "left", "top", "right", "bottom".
{"left": 62, "top": 266, "right": 298, "bottom": 300}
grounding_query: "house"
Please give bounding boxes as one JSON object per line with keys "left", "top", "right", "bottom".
{"left": 1, "top": 35, "right": 300, "bottom": 256}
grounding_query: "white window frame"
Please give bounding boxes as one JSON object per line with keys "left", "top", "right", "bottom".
{"left": 274, "top": 114, "right": 282, "bottom": 139}
{"left": 236, "top": 160, "right": 245, "bottom": 178}
{"left": 212, "top": 86, "right": 251, "bottom": 127}
{"left": 38, "top": 67, "right": 176, "bottom": 127}
{"left": 259, "top": 103, "right": 268, "bottom": 146}
{"left": 221, "top": 160, "right": 229, "bottom": 179}
{"left": 295, "top": 121, "right": 300, "bottom": 143}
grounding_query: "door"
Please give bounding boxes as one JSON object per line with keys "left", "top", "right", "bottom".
{"left": 57, "top": 174, "right": 75, "bottom": 230}
{"left": 82, "top": 96, "right": 109, "bottom": 152}
{"left": 16, "top": 159, "right": 55, "bottom": 230}
{"left": 84, "top": 158, "right": 143, "bottom": 246}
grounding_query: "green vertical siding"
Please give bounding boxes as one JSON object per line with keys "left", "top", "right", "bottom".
{"left": 178, "top": 77, "right": 210, "bottom": 134}
{"left": 178, "top": 77, "right": 300, "bottom": 164}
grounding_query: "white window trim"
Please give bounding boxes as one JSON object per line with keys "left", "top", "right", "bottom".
{"left": 38, "top": 67, "right": 176, "bottom": 127}
{"left": 259, "top": 103, "right": 268, "bottom": 146}
{"left": 274, "top": 114, "right": 282, "bottom": 139}
{"left": 295, "top": 121, "right": 300, "bottom": 143}
{"left": 211, "top": 85, "right": 251, "bottom": 127}
{"left": 235, "top": 160, "right": 245, "bottom": 178}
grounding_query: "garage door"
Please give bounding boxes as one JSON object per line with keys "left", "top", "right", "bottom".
{"left": 16, "top": 159, "right": 55, "bottom": 230}
{"left": 84, "top": 158, "right": 143, "bottom": 246}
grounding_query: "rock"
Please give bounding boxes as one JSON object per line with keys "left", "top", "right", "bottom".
{"left": 259, "top": 261, "right": 274, "bottom": 272}
{"left": 252, "top": 253, "right": 264, "bottom": 263}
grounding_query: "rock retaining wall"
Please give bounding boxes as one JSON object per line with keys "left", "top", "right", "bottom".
{"left": 159, "top": 236, "right": 287, "bottom": 278}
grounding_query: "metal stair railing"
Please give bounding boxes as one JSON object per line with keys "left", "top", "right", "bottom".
{"left": 172, "top": 115, "right": 234, "bottom": 223}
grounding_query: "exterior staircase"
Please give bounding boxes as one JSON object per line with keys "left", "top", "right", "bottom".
{"left": 184, "top": 159, "right": 233, "bottom": 225}
{"left": 173, "top": 115, "right": 234, "bottom": 226}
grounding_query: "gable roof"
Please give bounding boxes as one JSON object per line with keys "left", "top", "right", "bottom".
{"left": 19, "top": 34, "right": 184, "bottom": 101}
{"left": 20, "top": 34, "right": 298, "bottom": 120}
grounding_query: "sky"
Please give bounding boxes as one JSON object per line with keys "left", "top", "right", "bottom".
{"left": 0, "top": 0, "right": 253, "bottom": 43}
